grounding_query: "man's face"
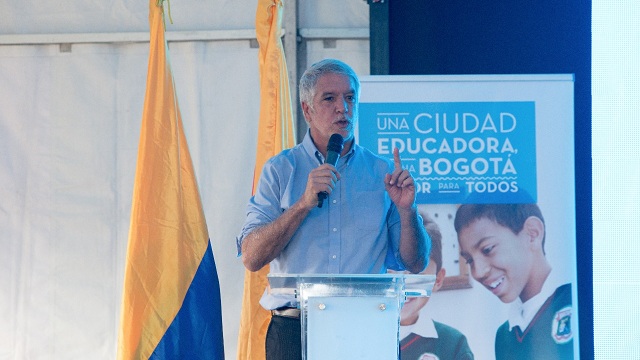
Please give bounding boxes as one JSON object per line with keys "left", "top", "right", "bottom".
{"left": 458, "top": 217, "right": 535, "bottom": 303}
{"left": 302, "top": 73, "right": 357, "bottom": 151}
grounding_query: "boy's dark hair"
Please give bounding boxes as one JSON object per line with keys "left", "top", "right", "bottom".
{"left": 453, "top": 203, "right": 546, "bottom": 254}
{"left": 422, "top": 214, "right": 443, "bottom": 273}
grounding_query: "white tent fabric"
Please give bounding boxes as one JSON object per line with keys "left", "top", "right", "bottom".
{"left": 0, "top": 1, "right": 369, "bottom": 35}
{"left": 0, "top": 1, "right": 371, "bottom": 358}
{"left": 0, "top": 1, "right": 253, "bottom": 34}
{"left": 0, "top": 39, "right": 260, "bottom": 359}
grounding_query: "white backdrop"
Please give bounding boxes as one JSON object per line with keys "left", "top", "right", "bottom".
{"left": 0, "top": 1, "right": 371, "bottom": 359}
{"left": 0, "top": 39, "right": 260, "bottom": 359}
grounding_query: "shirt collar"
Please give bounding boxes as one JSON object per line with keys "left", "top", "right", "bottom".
{"left": 302, "top": 129, "right": 356, "bottom": 165}
{"left": 400, "top": 313, "right": 438, "bottom": 340}
{"left": 507, "top": 269, "right": 562, "bottom": 331}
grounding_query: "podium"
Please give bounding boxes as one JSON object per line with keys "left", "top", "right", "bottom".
{"left": 268, "top": 273, "right": 435, "bottom": 359}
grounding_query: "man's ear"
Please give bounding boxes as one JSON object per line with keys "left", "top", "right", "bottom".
{"left": 523, "top": 216, "right": 545, "bottom": 247}
{"left": 301, "top": 101, "right": 311, "bottom": 122}
{"left": 432, "top": 267, "right": 447, "bottom": 292}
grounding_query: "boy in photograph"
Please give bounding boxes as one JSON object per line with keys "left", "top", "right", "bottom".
{"left": 395, "top": 215, "right": 474, "bottom": 360}
{"left": 454, "top": 203, "right": 573, "bottom": 359}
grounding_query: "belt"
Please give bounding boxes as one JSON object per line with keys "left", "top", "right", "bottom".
{"left": 271, "top": 307, "right": 301, "bottom": 319}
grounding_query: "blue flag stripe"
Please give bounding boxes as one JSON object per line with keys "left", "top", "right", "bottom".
{"left": 150, "top": 241, "right": 225, "bottom": 359}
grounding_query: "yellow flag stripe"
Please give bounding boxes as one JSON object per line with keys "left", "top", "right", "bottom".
{"left": 237, "top": 1, "right": 296, "bottom": 359}
{"left": 117, "top": 1, "right": 211, "bottom": 359}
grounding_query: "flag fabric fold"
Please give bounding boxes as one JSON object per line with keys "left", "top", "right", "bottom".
{"left": 117, "top": 1, "right": 224, "bottom": 359}
{"left": 237, "top": 1, "right": 296, "bottom": 359}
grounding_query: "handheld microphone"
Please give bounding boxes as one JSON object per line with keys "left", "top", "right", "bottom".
{"left": 317, "top": 133, "right": 344, "bottom": 208}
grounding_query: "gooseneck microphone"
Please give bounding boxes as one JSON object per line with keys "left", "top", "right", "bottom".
{"left": 317, "top": 133, "right": 344, "bottom": 208}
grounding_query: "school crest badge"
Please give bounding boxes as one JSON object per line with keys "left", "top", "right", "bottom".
{"left": 418, "top": 353, "right": 438, "bottom": 360}
{"left": 551, "top": 306, "right": 573, "bottom": 344}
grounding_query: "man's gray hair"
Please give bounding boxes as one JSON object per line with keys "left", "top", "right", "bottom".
{"left": 299, "top": 59, "right": 361, "bottom": 107}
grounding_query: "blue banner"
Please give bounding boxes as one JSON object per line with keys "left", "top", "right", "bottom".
{"left": 359, "top": 102, "right": 537, "bottom": 204}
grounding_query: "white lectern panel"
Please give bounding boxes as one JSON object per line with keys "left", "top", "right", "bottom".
{"left": 268, "top": 274, "right": 435, "bottom": 360}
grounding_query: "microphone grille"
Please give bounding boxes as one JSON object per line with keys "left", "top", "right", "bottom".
{"left": 327, "top": 133, "right": 344, "bottom": 153}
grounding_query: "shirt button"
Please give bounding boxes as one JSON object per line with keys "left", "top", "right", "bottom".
{"left": 332, "top": 199, "right": 337, "bottom": 204}
{"left": 332, "top": 255, "right": 337, "bottom": 259}
{"left": 332, "top": 228, "right": 337, "bottom": 232}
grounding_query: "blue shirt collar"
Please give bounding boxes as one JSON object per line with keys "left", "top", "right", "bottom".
{"left": 302, "top": 129, "right": 356, "bottom": 165}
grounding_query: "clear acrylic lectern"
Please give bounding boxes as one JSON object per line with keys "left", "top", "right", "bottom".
{"left": 267, "top": 273, "right": 435, "bottom": 359}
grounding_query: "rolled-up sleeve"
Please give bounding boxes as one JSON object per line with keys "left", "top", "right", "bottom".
{"left": 236, "top": 158, "right": 285, "bottom": 256}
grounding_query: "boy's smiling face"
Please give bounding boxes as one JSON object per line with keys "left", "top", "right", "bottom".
{"left": 391, "top": 259, "right": 445, "bottom": 326}
{"left": 458, "top": 217, "right": 538, "bottom": 303}
{"left": 398, "top": 261, "right": 436, "bottom": 325}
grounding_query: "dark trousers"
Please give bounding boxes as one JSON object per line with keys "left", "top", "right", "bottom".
{"left": 265, "top": 315, "right": 302, "bottom": 360}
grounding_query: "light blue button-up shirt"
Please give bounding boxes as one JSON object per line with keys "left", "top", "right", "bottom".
{"left": 237, "top": 131, "right": 413, "bottom": 309}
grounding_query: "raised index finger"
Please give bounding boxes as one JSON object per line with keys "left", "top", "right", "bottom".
{"left": 393, "top": 147, "right": 402, "bottom": 170}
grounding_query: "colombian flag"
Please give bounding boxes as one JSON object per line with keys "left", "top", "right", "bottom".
{"left": 236, "top": 0, "right": 296, "bottom": 359}
{"left": 117, "top": 1, "right": 224, "bottom": 359}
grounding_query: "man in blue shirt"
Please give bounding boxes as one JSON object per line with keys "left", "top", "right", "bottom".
{"left": 237, "top": 58, "right": 430, "bottom": 360}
